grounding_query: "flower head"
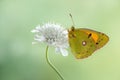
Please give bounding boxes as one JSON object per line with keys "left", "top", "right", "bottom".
{"left": 31, "top": 23, "right": 69, "bottom": 56}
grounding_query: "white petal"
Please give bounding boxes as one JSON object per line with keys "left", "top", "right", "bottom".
{"left": 59, "top": 48, "right": 68, "bottom": 56}
{"left": 63, "top": 30, "right": 68, "bottom": 34}
{"left": 55, "top": 47, "right": 60, "bottom": 54}
{"left": 34, "top": 36, "right": 45, "bottom": 42}
{"left": 32, "top": 42, "right": 37, "bottom": 44}
{"left": 31, "top": 29, "right": 39, "bottom": 33}
{"left": 36, "top": 25, "right": 41, "bottom": 29}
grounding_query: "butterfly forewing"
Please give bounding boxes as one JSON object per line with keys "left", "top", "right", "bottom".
{"left": 68, "top": 28, "right": 97, "bottom": 59}
{"left": 80, "top": 28, "right": 109, "bottom": 49}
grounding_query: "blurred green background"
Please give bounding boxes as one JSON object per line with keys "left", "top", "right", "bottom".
{"left": 0, "top": 0, "right": 120, "bottom": 80}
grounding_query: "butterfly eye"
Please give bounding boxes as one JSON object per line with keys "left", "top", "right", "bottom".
{"left": 82, "top": 41, "right": 87, "bottom": 46}
{"left": 69, "top": 33, "right": 76, "bottom": 38}
{"left": 71, "top": 34, "right": 76, "bottom": 38}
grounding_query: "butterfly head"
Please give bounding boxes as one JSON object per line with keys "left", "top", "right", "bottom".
{"left": 68, "top": 26, "right": 77, "bottom": 38}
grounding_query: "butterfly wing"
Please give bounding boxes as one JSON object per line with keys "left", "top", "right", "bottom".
{"left": 68, "top": 27, "right": 109, "bottom": 59}
{"left": 68, "top": 27, "right": 97, "bottom": 59}
{"left": 80, "top": 28, "right": 109, "bottom": 49}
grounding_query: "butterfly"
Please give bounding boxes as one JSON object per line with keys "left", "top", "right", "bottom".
{"left": 68, "top": 26, "right": 109, "bottom": 59}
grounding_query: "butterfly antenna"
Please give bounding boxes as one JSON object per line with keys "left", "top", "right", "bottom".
{"left": 69, "top": 13, "right": 75, "bottom": 27}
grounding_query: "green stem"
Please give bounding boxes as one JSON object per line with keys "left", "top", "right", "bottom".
{"left": 45, "top": 46, "right": 64, "bottom": 80}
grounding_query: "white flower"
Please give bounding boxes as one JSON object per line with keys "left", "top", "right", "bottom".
{"left": 31, "top": 23, "right": 69, "bottom": 56}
